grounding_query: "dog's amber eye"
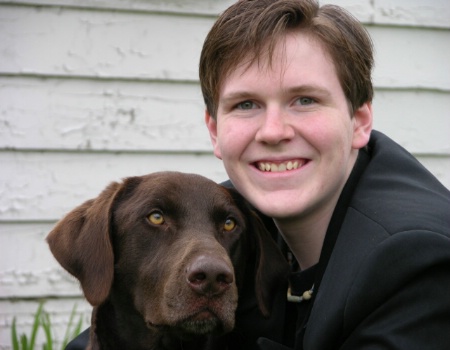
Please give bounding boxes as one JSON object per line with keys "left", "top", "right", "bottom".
{"left": 223, "top": 218, "right": 236, "bottom": 232}
{"left": 148, "top": 211, "right": 164, "bottom": 225}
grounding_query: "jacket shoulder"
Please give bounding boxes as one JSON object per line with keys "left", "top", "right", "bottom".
{"left": 351, "top": 131, "right": 450, "bottom": 237}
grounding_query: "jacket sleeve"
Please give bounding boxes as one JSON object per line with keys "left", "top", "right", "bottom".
{"left": 340, "top": 230, "right": 450, "bottom": 349}
{"left": 257, "top": 337, "right": 293, "bottom": 350}
{"left": 65, "top": 328, "right": 89, "bottom": 350}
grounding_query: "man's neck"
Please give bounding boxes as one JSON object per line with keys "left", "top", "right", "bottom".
{"left": 274, "top": 201, "right": 335, "bottom": 270}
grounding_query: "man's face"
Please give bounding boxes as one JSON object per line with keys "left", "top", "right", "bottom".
{"left": 206, "top": 32, "right": 372, "bottom": 224}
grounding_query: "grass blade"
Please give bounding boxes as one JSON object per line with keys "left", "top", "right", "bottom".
{"left": 62, "top": 304, "right": 83, "bottom": 350}
{"left": 40, "top": 311, "right": 53, "bottom": 350}
{"left": 29, "top": 302, "right": 44, "bottom": 350}
{"left": 11, "top": 317, "right": 20, "bottom": 350}
{"left": 10, "top": 300, "right": 84, "bottom": 350}
{"left": 20, "top": 334, "right": 28, "bottom": 350}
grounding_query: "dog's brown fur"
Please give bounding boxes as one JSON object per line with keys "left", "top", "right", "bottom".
{"left": 47, "top": 172, "right": 288, "bottom": 350}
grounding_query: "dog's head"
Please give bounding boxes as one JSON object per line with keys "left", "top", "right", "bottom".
{"left": 47, "top": 172, "right": 288, "bottom": 337}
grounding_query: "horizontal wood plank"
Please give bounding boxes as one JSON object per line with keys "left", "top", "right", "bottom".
{"left": 0, "top": 0, "right": 235, "bottom": 16}
{"left": 372, "top": 89, "right": 450, "bottom": 154}
{"left": 0, "top": 223, "right": 82, "bottom": 298}
{"left": 371, "top": 26, "right": 450, "bottom": 90}
{"left": 1, "top": 0, "right": 449, "bottom": 28}
{"left": 1, "top": 5, "right": 449, "bottom": 90}
{"left": 0, "top": 78, "right": 209, "bottom": 151}
{"left": 373, "top": 0, "right": 450, "bottom": 28}
{"left": 0, "top": 5, "right": 211, "bottom": 81}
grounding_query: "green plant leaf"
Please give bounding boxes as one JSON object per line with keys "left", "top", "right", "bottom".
{"left": 11, "top": 317, "right": 19, "bottom": 350}
{"left": 29, "top": 302, "right": 44, "bottom": 350}
{"left": 62, "top": 304, "right": 83, "bottom": 350}
{"left": 10, "top": 300, "right": 84, "bottom": 350}
{"left": 20, "top": 334, "right": 28, "bottom": 350}
{"left": 40, "top": 311, "right": 53, "bottom": 350}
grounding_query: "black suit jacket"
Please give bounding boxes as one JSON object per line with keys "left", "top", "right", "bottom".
{"left": 296, "top": 130, "right": 450, "bottom": 349}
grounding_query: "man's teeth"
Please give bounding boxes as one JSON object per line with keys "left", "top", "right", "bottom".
{"left": 258, "top": 160, "right": 300, "bottom": 172}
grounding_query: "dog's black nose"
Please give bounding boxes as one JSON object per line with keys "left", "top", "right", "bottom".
{"left": 186, "top": 255, "right": 234, "bottom": 296}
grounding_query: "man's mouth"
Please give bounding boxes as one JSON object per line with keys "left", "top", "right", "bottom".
{"left": 255, "top": 159, "right": 307, "bottom": 172}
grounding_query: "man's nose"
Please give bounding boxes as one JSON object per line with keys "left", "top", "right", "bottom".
{"left": 255, "top": 107, "right": 295, "bottom": 145}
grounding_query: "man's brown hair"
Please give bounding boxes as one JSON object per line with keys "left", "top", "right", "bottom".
{"left": 199, "top": 0, "right": 374, "bottom": 118}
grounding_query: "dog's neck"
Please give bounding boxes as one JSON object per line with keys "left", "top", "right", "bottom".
{"left": 92, "top": 297, "right": 210, "bottom": 350}
{"left": 91, "top": 300, "right": 168, "bottom": 350}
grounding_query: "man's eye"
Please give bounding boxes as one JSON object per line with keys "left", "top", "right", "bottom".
{"left": 296, "top": 97, "right": 314, "bottom": 105}
{"left": 236, "top": 101, "right": 255, "bottom": 110}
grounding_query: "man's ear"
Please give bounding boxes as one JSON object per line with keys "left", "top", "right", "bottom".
{"left": 205, "top": 109, "right": 222, "bottom": 159}
{"left": 352, "top": 101, "right": 373, "bottom": 149}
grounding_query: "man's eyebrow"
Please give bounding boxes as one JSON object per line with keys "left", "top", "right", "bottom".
{"left": 284, "top": 84, "right": 332, "bottom": 97}
{"left": 219, "top": 91, "right": 256, "bottom": 104}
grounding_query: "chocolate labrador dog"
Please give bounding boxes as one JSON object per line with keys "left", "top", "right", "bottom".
{"left": 47, "top": 172, "right": 288, "bottom": 350}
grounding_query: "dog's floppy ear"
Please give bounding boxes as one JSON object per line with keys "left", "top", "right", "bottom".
{"left": 247, "top": 209, "right": 289, "bottom": 317}
{"left": 227, "top": 188, "right": 289, "bottom": 317}
{"left": 46, "top": 181, "right": 122, "bottom": 306}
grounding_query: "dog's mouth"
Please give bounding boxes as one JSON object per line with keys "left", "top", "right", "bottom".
{"left": 146, "top": 308, "right": 229, "bottom": 336}
{"left": 179, "top": 308, "right": 222, "bottom": 335}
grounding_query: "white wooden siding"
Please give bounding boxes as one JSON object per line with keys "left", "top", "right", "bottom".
{"left": 1, "top": 1, "right": 449, "bottom": 349}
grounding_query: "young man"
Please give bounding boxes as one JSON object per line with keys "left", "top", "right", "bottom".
{"left": 200, "top": 0, "right": 450, "bottom": 349}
